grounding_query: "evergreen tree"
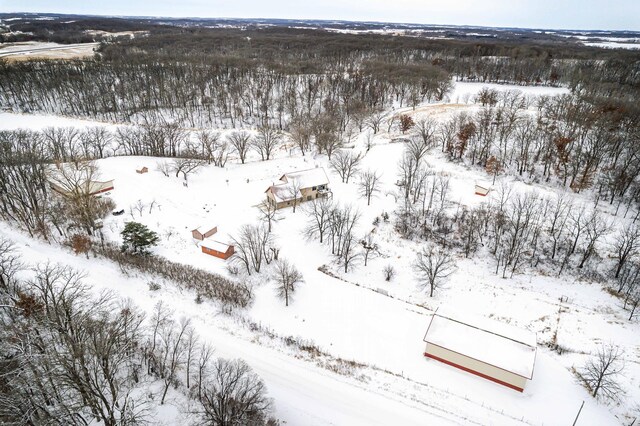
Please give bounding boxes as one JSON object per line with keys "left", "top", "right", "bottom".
{"left": 121, "top": 222, "right": 159, "bottom": 254}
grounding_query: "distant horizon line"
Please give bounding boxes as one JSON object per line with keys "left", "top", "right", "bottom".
{"left": 1, "top": 11, "right": 639, "bottom": 34}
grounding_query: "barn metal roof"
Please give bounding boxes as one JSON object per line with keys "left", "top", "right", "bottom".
{"left": 423, "top": 310, "right": 537, "bottom": 379}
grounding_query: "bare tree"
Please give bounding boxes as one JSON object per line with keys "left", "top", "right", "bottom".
{"left": 157, "top": 317, "right": 191, "bottom": 405}
{"left": 458, "top": 206, "right": 487, "bottom": 258}
{"left": 365, "top": 110, "right": 385, "bottom": 134}
{"left": 414, "top": 245, "right": 456, "bottom": 297}
{"left": 194, "top": 342, "right": 215, "bottom": 401}
{"left": 289, "top": 119, "right": 312, "bottom": 155}
{"left": 196, "top": 129, "right": 221, "bottom": 164}
{"left": 383, "top": 264, "right": 395, "bottom": 281}
{"left": 438, "top": 117, "right": 458, "bottom": 153}
{"left": 312, "top": 113, "right": 342, "bottom": 158}
{"left": 412, "top": 117, "right": 438, "bottom": 153}
{"left": 252, "top": 126, "right": 282, "bottom": 161}
{"left": 612, "top": 224, "right": 640, "bottom": 279}
{"left": 358, "top": 169, "right": 381, "bottom": 206}
{"left": 397, "top": 153, "right": 424, "bottom": 200}
{"left": 558, "top": 205, "right": 588, "bottom": 275}
{"left": 231, "top": 224, "right": 274, "bottom": 274}
{"left": 272, "top": 258, "right": 303, "bottom": 307}
{"left": 287, "top": 179, "right": 302, "bottom": 213}
{"left": 48, "top": 161, "right": 115, "bottom": 235}
{"left": 160, "top": 122, "right": 188, "bottom": 157}
{"left": 304, "top": 198, "right": 334, "bottom": 244}
{"left": 364, "top": 130, "right": 374, "bottom": 152}
{"left": 546, "top": 194, "right": 572, "bottom": 260}
{"left": 622, "top": 269, "right": 640, "bottom": 320}
{"left": 228, "top": 131, "right": 252, "bottom": 164}
{"left": 340, "top": 232, "right": 361, "bottom": 273}
{"left": 80, "top": 126, "right": 113, "bottom": 159}
{"left": 42, "top": 126, "right": 82, "bottom": 162}
{"left": 211, "top": 139, "right": 230, "bottom": 168}
{"left": 196, "top": 358, "right": 272, "bottom": 425}
{"left": 0, "top": 237, "right": 21, "bottom": 289}
{"left": 578, "top": 211, "right": 611, "bottom": 269}
{"left": 172, "top": 156, "right": 206, "bottom": 180}
{"left": 330, "top": 150, "right": 362, "bottom": 183}
{"left": 257, "top": 200, "right": 279, "bottom": 233}
{"left": 184, "top": 327, "right": 199, "bottom": 391}
{"left": 580, "top": 344, "right": 625, "bottom": 401}
{"left": 361, "top": 232, "right": 378, "bottom": 266}
{"left": 157, "top": 160, "right": 172, "bottom": 177}
{"left": 326, "top": 204, "right": 362, "bottom": 272}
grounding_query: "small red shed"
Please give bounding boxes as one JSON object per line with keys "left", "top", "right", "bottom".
{"left": 201, "top": 241, "right": 234, "bottom": 260}
{"left": 475, "top": 182, "right": 491, "bottom": 196}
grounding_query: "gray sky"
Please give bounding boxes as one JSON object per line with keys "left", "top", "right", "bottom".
{"left": 2, "top": 0, "right": 639, "bottom": 31}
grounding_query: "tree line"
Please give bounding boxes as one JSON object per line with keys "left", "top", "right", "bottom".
{"left": 394, "top": 138, "right": 640, "bottom": 319}
{"left": 397, "top": 89, "right": 640, "bottom": 212}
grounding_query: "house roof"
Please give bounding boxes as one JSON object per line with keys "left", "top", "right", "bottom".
{"left": 192, "top": 225, "right": 217, "bottom": 233}
{"left": 475, "top": 181, "right": 491, "bottom": 190}
{"left": 202, "top": 240, "right": 231, "bottom": 253}
{"left": 266, "top": 167, "right": 329, "bottom": 203}
{"left": 266, "top": 183, "right": 301, "bottom": 203}
{"left": 280, "top": 167, "right": 329, "bottom": 189}
{"left": 423, "top": 310, "right": 537, "bottom": 379}
{"left": 49, "top": 179, "right": 114, "bottom": 196}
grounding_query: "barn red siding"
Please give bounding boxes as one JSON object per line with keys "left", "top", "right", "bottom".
{"left": 424, "top": 352, "right": 524, "bottom": 392}
{"left": 201, "top": 245, "right": 234, "bottom": 260}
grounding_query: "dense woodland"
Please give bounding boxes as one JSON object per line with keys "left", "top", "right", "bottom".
{"left": 1, "top": 24, "right": 639, "bottom": 127}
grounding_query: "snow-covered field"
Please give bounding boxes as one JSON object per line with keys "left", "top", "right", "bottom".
{"left": 0, "top": 41, "right": 99, "bottom": 59}
{"left": 583, "top": 41, "right": 640, "bottom": 50}
{"left": 1, "top": 81, "right": 637, "bottom": 425}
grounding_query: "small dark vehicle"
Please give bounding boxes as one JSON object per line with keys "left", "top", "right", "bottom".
{"left": 112, "top": 209, "right": 125, "bottom": 216}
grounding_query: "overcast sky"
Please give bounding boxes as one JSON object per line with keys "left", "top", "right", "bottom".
{"left": 2, "top": 0, "right": 639, "bottom": 31}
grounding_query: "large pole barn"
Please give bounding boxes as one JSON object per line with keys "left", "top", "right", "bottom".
{"left": 423, "top": 310, "right": 537, "bottom": 392}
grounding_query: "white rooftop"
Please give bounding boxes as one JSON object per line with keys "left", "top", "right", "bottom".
{"left": 281, "top": 167, "right": 329, "bottom": 189}
{"left": 424, "top": 310, "right": 537, "bottom": 379}
{"left": 268, "top": 182, "right": 301, "bottom": 203}
{"left": 192, "top": 224, "right": 217, "bottom": 232}
{"left": 202, "top": 240, "right": 231, "bottom": 253}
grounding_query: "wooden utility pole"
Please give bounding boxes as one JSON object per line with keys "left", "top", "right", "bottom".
{"left": 572, "top": 401, "right": 585, "bottom": 426}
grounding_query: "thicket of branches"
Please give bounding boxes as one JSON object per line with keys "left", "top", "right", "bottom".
{"left": 96, "top": 243, "right": 252, "bottom": 310}
{"left": 0, "top": 241, "right": 274, "bottom": 425}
